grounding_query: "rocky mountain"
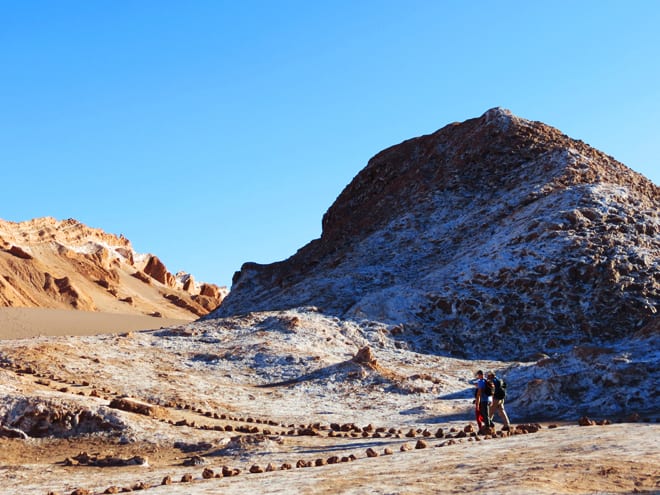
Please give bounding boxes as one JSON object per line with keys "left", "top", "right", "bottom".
{"left": 0, "top": 217, "right": 227, "bottom": 318}
{"left": 212, "top": 108, "right": 659, "bottom": 359}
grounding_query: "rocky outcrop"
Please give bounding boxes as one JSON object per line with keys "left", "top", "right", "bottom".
{"left": 7, "top": 245, "right": 32, "bottom": 259}
{"left": 108, "top": 398, "right": 166, "bottom": 418}
{"left": 182, "top": 274, "right": 195, "bottom": 292}
{"left": 42, "top": 273, "right": 96, "bottom": 311}
{"left": 0, "top": 217, "right": 227, "bottom": 318}
{"left": 0, "top": 398, "right": 122, "bottom": 438}
{"left": 143, "top": 255, "right": 176, "bottom": 287}
{"left": 200, "top": 283, "right": 221, "bottom": 299}
{"left": 211, "top": 108, "right": 659, "bottom": 359}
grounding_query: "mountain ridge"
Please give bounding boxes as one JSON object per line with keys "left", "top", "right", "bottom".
{"left": 0, "top": 216, "right": 227, "bottom": 319}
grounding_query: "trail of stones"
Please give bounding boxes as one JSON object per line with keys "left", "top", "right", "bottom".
{"left": 2, "top": 359, "right": 544, "bottom": 495}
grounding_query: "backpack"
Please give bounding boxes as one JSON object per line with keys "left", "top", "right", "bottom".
{"left": 493, "top": 377, "right": 506, "bottom": 400}
{"left": 482, "top": 379, "right": 494, "bottom": 397}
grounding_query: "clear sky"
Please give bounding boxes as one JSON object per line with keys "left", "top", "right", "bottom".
{"left": 2, "top": 1, "right": 658, "bottom": 288}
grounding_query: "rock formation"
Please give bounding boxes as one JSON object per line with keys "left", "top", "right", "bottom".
{"left": 143, "top": 255, "right": 176, "bottom": 287}
{"left": 211, "top": 108, "right": 659, "bottom": 358}
{"left": 0, "top": 217, "right": 227, "bottom": 318}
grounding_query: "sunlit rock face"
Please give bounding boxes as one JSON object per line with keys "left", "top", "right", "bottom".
{"left": 0, "top": 217, "right": 227, "bottom": 317}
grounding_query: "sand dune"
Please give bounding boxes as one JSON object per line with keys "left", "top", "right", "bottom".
{"left": 0, "top": 307, "right": 191, "bottom": 339}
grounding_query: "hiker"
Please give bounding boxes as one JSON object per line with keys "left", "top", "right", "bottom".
{"left": 473, "top": 383, "right": 484, "bottom": 430}
{"left": 474, "top": 370, "right": 494, "bottom": 429}
{"left": 488, "top": 371, "right": 511, "bottom": 429}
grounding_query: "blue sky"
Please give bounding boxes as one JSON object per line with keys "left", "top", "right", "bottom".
{"left": 2, "top": 1, "right": 658, "bottom": 287}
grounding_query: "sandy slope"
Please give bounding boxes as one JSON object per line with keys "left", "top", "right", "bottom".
{"left": 0, "top": 307, "right": 191, "bottom": 339}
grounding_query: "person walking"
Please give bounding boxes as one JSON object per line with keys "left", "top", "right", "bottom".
{"left": 488, "top": 371, "right": 511, "bottom": 430}
{"left": 474, "top": 370, "right": 494, "bottom": 429}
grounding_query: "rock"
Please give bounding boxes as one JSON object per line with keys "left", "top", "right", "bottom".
{"left": 366, "top": 448, "right": 379, "bottom": 457}
{"left": 129, "top": 456, "right": 148, "bottom": 466}
{"left": 180, "top": 473, "right": 193, "bottom": 483}
{"left": 0, "top": 425, "right": 28, "bottom": 439}
{"left": 132, "top": 270, "right": 152, "bottom": 284}
{"left": 415, "top": 439, "right": 428, "bottom": 449}
{"left": 222, "top": 466, "right": 235, "bottom": 477}
{"left": 202, "top": 468, "right": 215, "bottom": 479}
{"left": 183, "top": 455, "right": 206, "bottom": 466}
{"left": 249, "top": 464, "right": 264, "bottom": 473}
{"left": 182, "top": 275, "right": 195, "bottom": 292}
{"left": 515, "top": 423, "right": 541, "bottom": 433}
{"left": 43, "top": 273, "right": 95, "bottom": 310}
{"left": 200, "top": 283, "right": 220, "bottom": 298}
{"left": 579, "top": 416, "right": 596, "bottom": 426}
{"left": 143, "top": 255, "right": 175, "bottom": 287}
{"left": 161, "top": 476, "right": 172, "bottom": 485}
{"left": 400, "top": 443, "right": 412, "bottom": 452}
{"left": 478, "top": 426, "right": 494, "bottom": 436}
{"left": 8, "top": 245, "right": 32, "bottom": 259}
{"left": 108, "top": 398, "right": 165, "bottom": 418}
{"left": 352, "top": 346, "right": 377, "bottom": 366}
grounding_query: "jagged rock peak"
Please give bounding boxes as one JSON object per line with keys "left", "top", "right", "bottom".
{"left": 210, "top": 109, "right": 659, "bottom": 359}
{"left": 482, "top": 106, "right": 514, "bottom": 127}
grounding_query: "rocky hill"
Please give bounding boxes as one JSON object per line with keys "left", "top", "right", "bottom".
{"left": 212, "top": 108, "right": 659, "bottom": 359}
{"left": 0, "top": 217, "right": 227, "bottom": 318}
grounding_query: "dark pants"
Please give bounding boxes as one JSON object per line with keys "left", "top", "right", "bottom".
{"left": 479, "top": 401, "right": 493, "bottom": 427}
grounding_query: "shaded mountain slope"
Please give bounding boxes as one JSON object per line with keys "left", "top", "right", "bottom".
{"left": 211, "top": 108, "right": 659, "bottom": 358}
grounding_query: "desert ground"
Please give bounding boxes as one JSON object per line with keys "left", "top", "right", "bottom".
{"left": 0, "top": 308, "right": 657, "bottom": 495}
{"left": 0, "top": 308, "right": 192, "bottom": 339}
